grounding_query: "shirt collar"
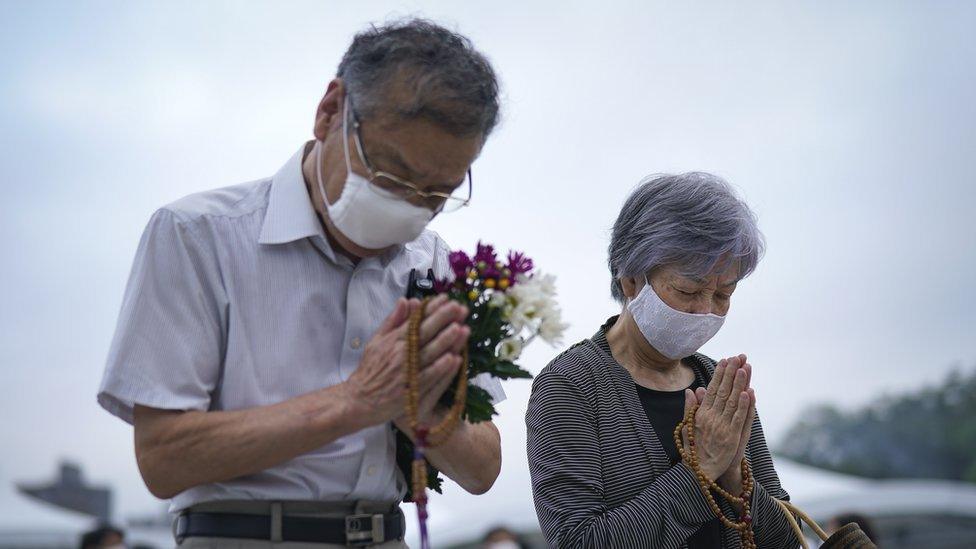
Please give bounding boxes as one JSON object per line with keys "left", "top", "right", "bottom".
{"left": 258, "top": 143, "right": 325, "bottom": 246}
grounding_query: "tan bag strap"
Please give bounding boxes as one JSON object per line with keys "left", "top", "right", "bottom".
{"left": 775, "top": 499, "right": 810, "bottom": 549}
{"left": 775, "top": 498, "right": 877, "bottom": 548}
{"left": 775, "top": 498, "right": 831, "bottom": 541}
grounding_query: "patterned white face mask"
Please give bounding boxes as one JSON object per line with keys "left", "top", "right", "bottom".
{"left": 626, "top": 276, "right": 726, "bottom": 359}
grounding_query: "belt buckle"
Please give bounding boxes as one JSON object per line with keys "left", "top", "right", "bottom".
{"left": 345, "top": 513, "right": 385, "bottom": 546}
{"left": 173, "top": 513, "right": 188, "bottom": 544}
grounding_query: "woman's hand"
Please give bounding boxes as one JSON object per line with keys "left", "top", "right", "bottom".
{"left": 681, "top": 355, "right": 753, "bottom": 482}
{"left": 717, "top": 359, "right": 756, "bottom": 495}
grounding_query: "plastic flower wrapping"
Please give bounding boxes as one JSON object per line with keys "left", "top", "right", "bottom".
{"left": 397, "top": 241, "right": 568, "bottom": 497}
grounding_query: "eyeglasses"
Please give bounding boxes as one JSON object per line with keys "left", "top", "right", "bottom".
{"left": 347, "top": 106, "right": 473, "bottom": 214}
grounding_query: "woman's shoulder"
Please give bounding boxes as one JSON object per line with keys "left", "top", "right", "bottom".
{"left": 692, "top": 352, "right": 717, "bottom": 373}
{"left": 684, "top": 352, "right": 717, "bottom": 386}
{"left": 534, "top": 334, "right": 616, "bottom": 391}
{"left": 528, "top": 339, "right": 608, "bottom": 420}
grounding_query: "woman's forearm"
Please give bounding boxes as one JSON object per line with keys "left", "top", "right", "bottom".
{"left": 537, "top": 462, "right": 717, "bottom": 548}
{"left": 750, "top": 482, "right": 803, "bottom": 548}
{"left": 133, "top": 382, "right": 371, "bottom": 499}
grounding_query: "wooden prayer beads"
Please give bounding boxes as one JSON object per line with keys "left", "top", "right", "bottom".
{"left": 674, "top": 403, "right": 757, "bottom": 549}
{"left": 404, "top": 298, "right": 470, "bottom": 504}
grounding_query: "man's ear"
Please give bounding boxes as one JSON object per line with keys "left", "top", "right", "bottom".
{"left": 313, "top": 79, "right": 345, "bottom": 140}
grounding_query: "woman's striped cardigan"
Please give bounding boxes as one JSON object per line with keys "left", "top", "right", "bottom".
{"left": 526, "top": 323, "right": 801, "bottom": 548}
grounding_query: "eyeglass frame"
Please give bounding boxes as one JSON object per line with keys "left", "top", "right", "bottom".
{"left": 345, "top": 101, "right": 473, "bottom": 213}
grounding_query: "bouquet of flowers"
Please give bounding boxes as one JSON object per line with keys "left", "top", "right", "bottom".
{"left": 436, "top": 242, "right": 566, "bottom": 418}
{"left": 396, "top": 242, "right": 567, "bottom": 546}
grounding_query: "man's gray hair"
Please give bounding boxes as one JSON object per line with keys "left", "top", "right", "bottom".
{"left": 337, "top": 18, "right": 500, "bottom": 138}
{"left": 609, "top": 172, "right": 765, "bottom": 304}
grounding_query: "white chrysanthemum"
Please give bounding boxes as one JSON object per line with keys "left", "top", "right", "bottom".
{"left": 535, "top": 273, "right": 558, "bottom": 297}
{"left": 509, "top": 276, "right": 545, "bottom": 309}
{"left": 496, "top": 271, "right": 568, "bottom": 344}
{"left": 538, "top": 314, "right": 568, "bottom": 345}
{"left": 506, "top": 305, "right": 531, "bottom": 333}
{"left": 497, "top": 336, "right": 524, "bottom": 361}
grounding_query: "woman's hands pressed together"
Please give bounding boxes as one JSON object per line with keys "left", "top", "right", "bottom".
{"left": 682, "top": 355, "right": 756, "bottom": 493}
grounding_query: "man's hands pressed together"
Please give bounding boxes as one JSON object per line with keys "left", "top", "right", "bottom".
{"left": 341, "top": 295, "right": 471, "bottom": 429}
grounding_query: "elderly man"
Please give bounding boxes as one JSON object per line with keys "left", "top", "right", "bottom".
{"left": 98, "top": 19, "right": 504, "bottom": 548}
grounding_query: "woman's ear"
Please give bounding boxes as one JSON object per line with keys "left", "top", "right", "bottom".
{"left": 620, "top": 276, "right": 639, "bottom": 300}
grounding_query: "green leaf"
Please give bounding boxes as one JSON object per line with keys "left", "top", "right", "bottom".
{"left": 426, "top": 462, "right": 444, "bottom": 494}
{"left": 464, "top": 385, "right": 498, "bottom": 423}
{"left": 490, "top": 360, "right": 534, "bottom": 380}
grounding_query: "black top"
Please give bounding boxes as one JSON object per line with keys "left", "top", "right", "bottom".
{"left": 635, "top": 380, "right": 722, "bottom": 548}
{"left": 634, "top": 380, "right": 701, "bottom": 464}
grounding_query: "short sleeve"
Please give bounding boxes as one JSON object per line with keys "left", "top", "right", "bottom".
{"left": 98, "top": 209, "right": 227, "bottom": 424}
{"left": 430, "top": 232, "right": 506, "bottom": 405}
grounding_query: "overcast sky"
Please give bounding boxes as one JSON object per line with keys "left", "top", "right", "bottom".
{"left": 1, "top": 0, "right": 974, "bottom": 542}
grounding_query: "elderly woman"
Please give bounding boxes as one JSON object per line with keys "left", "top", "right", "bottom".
{"left": 526, "top": 173, "right": 800, "bottom": 548}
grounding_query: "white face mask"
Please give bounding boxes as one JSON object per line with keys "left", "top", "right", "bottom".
{"left": 314, "top": 99, "right": 434, "bottom": 250}
{"left": 626, "top": 276, "right": 726, "bottom": 359}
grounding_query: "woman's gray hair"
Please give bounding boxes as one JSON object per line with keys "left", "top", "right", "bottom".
{"left": 337, "top": 18, "right": 500, "bottom": 139}
{"left": 609, "top": 172, "right": 765, "bottom": 304}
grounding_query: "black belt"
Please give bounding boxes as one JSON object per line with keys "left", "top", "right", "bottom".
{"left": 175, "top": 509, "right": 404, "bottom": 546}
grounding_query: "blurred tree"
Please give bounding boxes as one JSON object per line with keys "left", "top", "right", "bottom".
{"left": 779, "top": 365, "right": 976, "bottom": 483}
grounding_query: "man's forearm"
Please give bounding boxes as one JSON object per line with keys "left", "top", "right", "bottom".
{"left": 420, "top": 419, "right": 501, "bottom": 495}
{"left": 134, "top": 382, "right": 371, "bottom": 499}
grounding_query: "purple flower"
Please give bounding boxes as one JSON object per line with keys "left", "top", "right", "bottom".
{"left": 482, "top": 262, "right": 501, "bottom": 279}
{"left": 433, "top": 278, "right": 455, "bottom": 294}
{"left": 473, "top": 241, "right": 497, "bottom": 266}
{"left": 507, "top": 250, "right": 534, "bottom": 276}
{"left": 448, "top": 250, "right": 473, "bottom": 281}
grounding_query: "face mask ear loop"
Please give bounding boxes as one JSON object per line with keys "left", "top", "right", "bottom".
{"left": 318, "top": 97, "right": 355, "bottom": 212}
{"left": 314, "top": 140, "right": 334, "bottom": 210}
{"left": 342, "top": 96, "right": 356, "bottom": 176}
{"left": 633, "top": 275, "right": 651, "bottom": 302}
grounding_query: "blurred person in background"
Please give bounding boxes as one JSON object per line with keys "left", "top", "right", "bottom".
{"left": 527, "top": 173, "right": 800, "bottom": 548}
{"left": 98, "top": 18, "right": 505, "bottom": 548}
{"left": 480, "top": 525, "right": 529, "bottom": 549}
{"left": 80, "top": 525, "right": 125, "bottom": 549}
{"left": 828, "top": 513, "right": 879, "bottom": 546}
